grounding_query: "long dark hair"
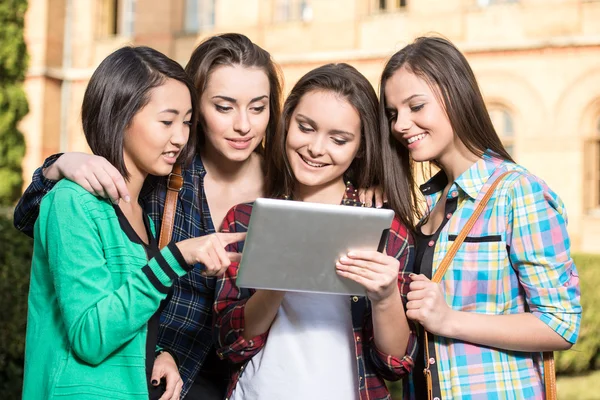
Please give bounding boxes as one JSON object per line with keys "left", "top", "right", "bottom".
{"left": 379, "top": 36, "right": 514, "bottom": 227}
{"left": 81, "top": 46, "right": 198, "bottom": 179}
{"left": 265, "top": 63, "right": 381, "bottom": 200}
{"left": 185, "top": 33, "right": 283, "bottom": 154}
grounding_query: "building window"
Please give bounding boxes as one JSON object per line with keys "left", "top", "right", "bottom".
{"left": 96, "top": 0, "right": 118, "bottom": 37}
{"left": 489, "top": 107, "right": 515, "bottom": 156}
{"left": 96, "top": 0, "right": 135, "bottom": 38}
{"left": 374, "top": 0, "right": 407, "bottom": 12}
{"left": 477, "top": 0, "right": 518, "bottom": 6}
{"left": 585, "top": 115, "right": 600, "bottom": 212}
{"left": 183, "top": 0, "right": 215, "bottom": 33}
{"left": 121, "top": 0, "right": 135, "bottom": 37}
{"left": 274, "top": 0, "right": 313, "bottom": 23}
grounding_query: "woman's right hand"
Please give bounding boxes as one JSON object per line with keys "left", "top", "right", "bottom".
{"left": 45, "top": 152, "right": 130, "bottom": 203}
{"left": 175, "top": 232, "right": 246, "bottom": 276}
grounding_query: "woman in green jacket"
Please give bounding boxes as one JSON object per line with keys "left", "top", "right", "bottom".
{"left": 22, "top": 46, "right": 244, "bottom": 400}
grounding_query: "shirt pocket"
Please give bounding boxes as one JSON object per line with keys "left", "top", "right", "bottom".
{"left": 445, "top": 235, "right": 511, "bottom": 313}
{"left": 53, "top": 349, "right": 147, "bottom": 398}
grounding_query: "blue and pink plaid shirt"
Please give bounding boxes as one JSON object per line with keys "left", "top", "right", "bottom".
{"left": 411, "top": 151, "right": 581, "bottom": 399}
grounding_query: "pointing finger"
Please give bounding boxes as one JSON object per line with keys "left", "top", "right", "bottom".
{"left": 216, "top": 232, "right": 247, "bottom": 246}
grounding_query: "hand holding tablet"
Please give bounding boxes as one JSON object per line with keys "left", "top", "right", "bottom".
{"left": 236, "top": 198, "right": 395, "bottom": 295}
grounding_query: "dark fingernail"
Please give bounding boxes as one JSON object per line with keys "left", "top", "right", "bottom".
{"left": 409, "top": 273, "right": 416, "bottom": 277}
{"left": 152, "top": 379, "right": 158, "bottom": 385}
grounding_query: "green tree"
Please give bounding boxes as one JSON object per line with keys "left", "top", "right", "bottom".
{"left": 0, "top": 0, "right": 28, "bottom": 206}
{"left": 0, "top": 212, "right": 32, "bottom": 397}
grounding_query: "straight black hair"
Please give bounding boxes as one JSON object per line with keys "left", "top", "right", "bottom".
{"left": 81, "top": 46, "right": 198, "bottom": 179}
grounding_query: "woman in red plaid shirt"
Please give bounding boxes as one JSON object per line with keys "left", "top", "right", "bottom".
{"left": 213, "top": 63, "right": 418, "bottom": 400}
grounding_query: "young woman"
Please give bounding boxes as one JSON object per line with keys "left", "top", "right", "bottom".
{"left": 213, "top": 63, "right": 417, "bottom": 400}
{"left": 379, "top": 36, "right": 581, "bottom": 399}
{"left": 14, "top": 34, "right": 282, "bottom": 399}
{"left": 22, "top": 46, "right": 245, "bottom": 400}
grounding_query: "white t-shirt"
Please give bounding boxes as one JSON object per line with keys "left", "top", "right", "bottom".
{"left": 230, "top": 292, "right": 359, "bottom": 400}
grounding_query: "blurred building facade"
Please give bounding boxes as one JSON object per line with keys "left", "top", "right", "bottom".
{"left": 20, "top": 0, "right": 600, "bottom": 252}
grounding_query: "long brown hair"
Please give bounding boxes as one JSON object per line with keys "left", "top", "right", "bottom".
{"left": 185, "top": 33, "right": 283, "bottom": 154}
{"left": 379, "top": 36, "right": 514, "bottom": 227}
{"left": 265, "top": 63, "right": 381, "bottom": 200}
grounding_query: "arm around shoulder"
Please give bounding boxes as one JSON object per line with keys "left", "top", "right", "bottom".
{"left": 14, "top": 153, "right": 63, "bottom": 237}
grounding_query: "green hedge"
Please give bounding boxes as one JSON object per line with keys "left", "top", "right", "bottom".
{"left": 555, "top": 253, "right": 600, "bottom": 374}
{"left": 0, "top": 210, "right": 598, "bottom": 397}
{"left": 0, "top": 211, "right": 32, "bottom": 398}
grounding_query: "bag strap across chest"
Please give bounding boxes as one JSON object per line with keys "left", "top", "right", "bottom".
{"left": 423, "top": 170, "right": 556, "bottom": 400}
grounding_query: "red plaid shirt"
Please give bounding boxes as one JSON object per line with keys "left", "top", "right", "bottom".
{"left": 213, "top": 184, "right": 417, "bottom": 400}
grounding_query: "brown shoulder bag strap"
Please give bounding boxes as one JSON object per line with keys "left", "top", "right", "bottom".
{"left": 158, "top": 164, "right": 183, "bottom": 249}
{"left": 423, "top": 170, "right": 556, "bottom": 400}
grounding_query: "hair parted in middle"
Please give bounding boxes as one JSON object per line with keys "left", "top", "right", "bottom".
{"left": 265, "top": 63, "right": 381, "bottom": 200}
{"left": 185, "top": 33, "right": 283, "bottom": 154}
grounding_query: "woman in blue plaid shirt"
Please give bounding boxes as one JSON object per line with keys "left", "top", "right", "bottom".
{"left": 380, "top": 36, "right": 582, "bottom": 399}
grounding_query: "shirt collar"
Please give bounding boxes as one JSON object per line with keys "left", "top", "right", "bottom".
{"left": 286, "top": 181, "right": 363, "bottom": 206}
{"left": 419, "top": 150, "right": 507, "bottom": 200}
{"left": 186, "top": 153, "right": 207, "bottom": 178}
{"left": 341, "top": 181, "right": 363, "bottom": 207}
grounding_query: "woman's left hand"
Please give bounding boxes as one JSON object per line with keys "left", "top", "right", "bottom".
{"left": 152, "top": 351, "right": 183, "bottom": 400}
{"left": 358, "top": 186, "right": 387, "bottom": 208}
{"left": 336, "top": 250, "right": 400, "bottom": 303}
{"left": 406, "top": 274, "right": 453, "bottom": 336}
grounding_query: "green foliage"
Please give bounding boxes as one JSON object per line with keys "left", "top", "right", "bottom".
{"left": 0, "top": 212, "right": 32, "bottom": 398}
{"left": 555, "top": 253, "right": 600, "bottom": 374}
{"left": 0, "top": 0, "right": 29, "bottom": 206}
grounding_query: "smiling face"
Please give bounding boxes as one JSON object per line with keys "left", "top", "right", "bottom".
{"left": 384, "top": 66, "right": 460, "bottom": 165}
{"left": 123, "top": 78, "right": 192, "bottom": 179}
{"left": 285, "top": 90, "right": 362, "bottom": 194}
{"left": 199, "top": 64, "right": 270, "bottom": 162}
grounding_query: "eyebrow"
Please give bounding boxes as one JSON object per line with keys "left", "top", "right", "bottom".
{"left": 159, "top": 108, "right": 193, "bottom": 115}
{"left": 402, "top": 94, "right": 426, "bottom": 104}
{"left": 212, "top": 95, "right": 269, "bottom": 103}
{"left": 296, "top": 113, "right": 355, "bottom": 137}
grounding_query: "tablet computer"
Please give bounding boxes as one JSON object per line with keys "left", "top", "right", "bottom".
{"left": 236, "top": 198, "right": 395, "bottom": 295}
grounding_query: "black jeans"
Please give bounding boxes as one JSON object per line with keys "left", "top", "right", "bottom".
{"left": 185, "top": 373, "right": 227, "bottom": 400}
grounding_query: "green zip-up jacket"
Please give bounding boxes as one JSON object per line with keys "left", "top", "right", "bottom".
{"left": 23, "top": 179, "right": 191, "bottom": 399}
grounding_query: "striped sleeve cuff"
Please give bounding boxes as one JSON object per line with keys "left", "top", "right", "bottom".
{"left": 144, "top": 242, "right": 191, "bottom": 292}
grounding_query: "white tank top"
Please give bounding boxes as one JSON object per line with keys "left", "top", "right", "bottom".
{"left": 230, "top": 292, "right": 359, "bottom": 400}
